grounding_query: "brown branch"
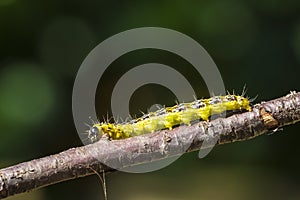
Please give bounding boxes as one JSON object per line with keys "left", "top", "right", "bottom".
{"left": 1, "top": 91, "right": 300, "bottom": 199}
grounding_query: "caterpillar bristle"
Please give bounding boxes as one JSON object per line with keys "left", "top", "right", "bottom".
{"left": 84, "top": 123, "right": 92, "bottom": 129}
{"left": 241, "top": 84, "right": 248, "bottom": 97}
{"left": 249, "top": 94, "right": 258, "bottom": 103}
{"left": 192, "top": 94, "right": 198, "bottom": 101}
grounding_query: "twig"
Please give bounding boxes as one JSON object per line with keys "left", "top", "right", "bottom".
{"left": 1, "top": 91, "right": 300, "bottom": 199}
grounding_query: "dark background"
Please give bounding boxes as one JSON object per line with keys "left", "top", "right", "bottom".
{"left": 1, "top": 0, "right": 300, "bottom": 199}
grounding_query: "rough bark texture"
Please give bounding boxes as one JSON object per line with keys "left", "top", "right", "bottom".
{"left": 0, "top": 91, "right": 300, "bottom": 199}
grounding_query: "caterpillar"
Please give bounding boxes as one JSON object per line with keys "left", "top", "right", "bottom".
{"left": 87, "top": 95, "right": 252, "bottom": 143}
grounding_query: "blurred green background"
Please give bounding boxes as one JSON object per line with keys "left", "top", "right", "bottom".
{"left": 1, "top": 0, "right": 300, "bottom": 199}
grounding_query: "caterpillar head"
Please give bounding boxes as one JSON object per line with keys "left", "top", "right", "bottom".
{"left": 88, "top": 124, "right": 103, "bottom": 143}
{"left": 236, "top": 96, "right": 252, "bottom": 111}
{"left": 224, "top": 95, "right": 252, "bottom": 111}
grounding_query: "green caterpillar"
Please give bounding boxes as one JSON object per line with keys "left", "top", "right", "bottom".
{"left": 88, "top": 95, "right": 251, "bottom": 143}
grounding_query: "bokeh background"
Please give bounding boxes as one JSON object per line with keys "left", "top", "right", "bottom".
{"left": 1, "top": 0, "right": 300, "bottom": 199}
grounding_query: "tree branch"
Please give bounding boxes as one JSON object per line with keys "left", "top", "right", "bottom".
{"left": 1, "top": 91, "right": 300, "bottom": 199}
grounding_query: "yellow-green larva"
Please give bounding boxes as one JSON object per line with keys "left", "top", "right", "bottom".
{"left": 88, "top": 95, "right": 251, "bottom": 143}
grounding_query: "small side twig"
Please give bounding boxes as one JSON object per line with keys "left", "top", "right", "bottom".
{"left": 0, "top": 91, "right": 300, "bottom": 199}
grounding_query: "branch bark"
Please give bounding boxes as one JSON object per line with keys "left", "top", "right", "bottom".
{"left": 1, "top": 91, "right": 300, "bottom": 199}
